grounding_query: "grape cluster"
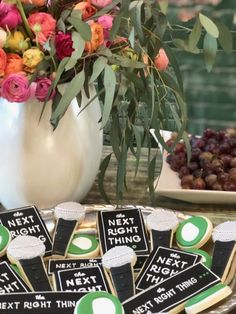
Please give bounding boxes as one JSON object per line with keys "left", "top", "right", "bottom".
{"left": 166, "top": 128, "right": 236, "bottom": 191}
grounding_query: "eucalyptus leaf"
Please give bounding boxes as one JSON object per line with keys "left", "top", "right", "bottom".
{"left": 98, "top": 154, "right": 112, "bottom": 204}
{"left": 148, "top": 156, "right": 157, "bottom": 202}
{"left": 199, "top": 13, "right": 219, "bottom": 38}
{"left": 50, "top": 70, "right": 85, "bottom": 125}
{"left": 129, "top": 0, "right": 144, "bottom": 43}
{"left": 68, "top": 16, "right": 92, "bottom": 41}
{"left": 65, "top": 33, "right": 85, "bottom": 71}
{"left": 116, "top": 139, "right": 128, "bottom": 200}
{"left": 102, "top": 65, "right": 116, "bottom": 128}
{"left": 89, "top": 56, "right": 107, "bottom": 83}
{"left": 215, "top": 21, "right": 233, "bottom": 54}
{"left": 188, "top": 17, "right": 202, "bottom": 50}
{"left": 203, "top": 33, "right": 217, "bottom": 72}
{"left": 159, "top": 0, "right": 168, "bottom": 15}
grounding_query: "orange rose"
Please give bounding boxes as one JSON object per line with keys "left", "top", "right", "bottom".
{"left": 74, "top": 2, "right": 97, "bottom": 20}
{"left": 85, "top": 22, "right": 104, "bottom": 53}
{"left": 21, "top": 0, "right": 46, "bottom": 6}
{"left": 5, "top": 53, "right": 24, "bottom": 76}
{"left": 0, "top": 48, "right": 7, "bottom": 77}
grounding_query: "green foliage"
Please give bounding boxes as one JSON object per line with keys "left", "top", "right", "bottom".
{"left": 39, "top": 0, "right": 233, "bottom": 203}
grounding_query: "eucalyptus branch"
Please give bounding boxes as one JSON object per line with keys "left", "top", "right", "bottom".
{"left": 16, "top": 0, "right": 34, "bottom": 39}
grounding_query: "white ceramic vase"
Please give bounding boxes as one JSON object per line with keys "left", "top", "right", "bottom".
{"left": 0, "top": 86, "right": 103, "bottom": 209}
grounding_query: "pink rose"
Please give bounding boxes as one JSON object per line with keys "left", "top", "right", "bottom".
{"left": 28, "top": 12, "right": 56, "bottom": 45}
{"left": 55, "top": 32, "right": 74, "bottom": 60}
{"left": 1, "top": 74, "right": 33, "bottom": 103}
{"left": 98, "top": 15, "right": 113, "bottom": 29}
{"left": 0, "top": 2, "right": 22, "bottom": 30}
{"left": 91, "top": 0, "right": 112, "bottom": 8}
{"left": 35, "top": 77, "right": 55, "bottom": 102}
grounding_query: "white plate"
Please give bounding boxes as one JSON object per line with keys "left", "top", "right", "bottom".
{"left": 152, "top": 130, "right": 236, "bottom": 204}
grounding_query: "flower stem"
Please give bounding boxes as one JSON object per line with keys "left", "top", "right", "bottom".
{"left": 16, "top": 0, "right": 34, "bottom": 40}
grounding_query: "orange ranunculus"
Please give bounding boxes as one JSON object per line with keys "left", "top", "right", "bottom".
{"left": 74, "top": 2, "right": 97, "bottom": 20}
{"left": 21, "top": 0, "right": 46, "bottom": 6}
{"left": 85, "top": 22, "right": 104, "bottom": 53}
{"left": 28, "top": 13, "right": 56, "bottom": 45}
{"left": 5, "top": 54, "right": 24, "bottom": 76}
{"left": 0, "top": 48, "right": 7, "bottom": 77}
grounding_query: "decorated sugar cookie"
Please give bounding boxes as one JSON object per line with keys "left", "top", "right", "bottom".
{"left": 211, "top": 221, "right": 236, "bottom": 282}
{"left": 0, "top": 224, "right": 11, "bottom": 257}
{"left": 97, "top": 208, "right": 149, "bottom": 256}
{"left": 123, "top": 263, "right": 221, "bottom": 314}
{"left": 185, "top": 283, "right": 232, "bottom": 314}
{"left": 146, "top": 210, "right": 179, "bottom": 250}
{"left": 176, "top": 216, "right": 213, "bottom": 250}
{"left": 185, "top": 248, "right": 212, "bottom": 268}
{"left": 67, "top": 233, "right": 99, "bottom": 259}
{"left": 74, "top": 291, "right": 124, "bottom": 314}
{"left": 52, "top": 202, "right": 86, "bottom": 258}
{"left": 7, "top": 235, "right": 52, "bottom": 291}
{"left": 102, "top": 246, "right": 137, "bottom": 302}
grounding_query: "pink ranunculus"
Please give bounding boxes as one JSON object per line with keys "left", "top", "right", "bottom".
{"left": 98, "top": 15, "right": 114, "bottom": 30}
{"left": 0, "top": 2, "right": 22, "bottom": 30}
{"left": 1, "top": 74, "right": 32, "bottom": 103}
{"left": 154, "top": 48, "right": 169, "bottom": 71}
{"left": 28, "top": 12, "right": 56, "bottom": 45}
{"left": 55, "top": 32, "right": 74, "bottom": 60}
{"left": 35, "top": 77, "right": 55, "bottom": 102}
{"left": 91, "top": 0, "right": 112, "bottom": 8}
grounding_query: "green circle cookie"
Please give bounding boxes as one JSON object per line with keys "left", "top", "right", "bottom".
{"left": 176, "top": 216, "right": 212, "bottom": 249}
{"left": 185, "top": 283, "right": 232, "bottom": 314}
{"left": 185, "top": 249, "right": 212, "bottom": 268}
{"left": 74, "top": 291, "right": 124, "bottom": 314}
{"left": 67, "top": 233, "right": 99, "bottom": 258}
{"left": 0, "top": 225, "right": 11, "bottom": 256}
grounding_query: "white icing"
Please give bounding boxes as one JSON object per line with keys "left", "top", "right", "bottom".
{"left": 92, "top": 298, "right": 116, "bottom": 314}
{"left": 54, "top": 202, "right": 86, "bottom": 222}
{"left": 146, "top": 210, "right": 179, "bottom": 231}
{"left": 181, "top": 223, "right": 199, "bottom": 242}
{"left": 212, "top": 221, "right": 236, "bottom": 242}
{"left": 73, "top": 237, "right": 92, "bottom": 250}
{"left": 7, "top": 235, "right": 45, "bottom": 260}
{"left": 102, "top": 246, "right": 137, "bottom": 269}
{"left": 0, "top": 236, "right": 2, "bottom": 245}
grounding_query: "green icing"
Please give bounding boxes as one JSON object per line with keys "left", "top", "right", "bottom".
{"left": 176, "top": 216, "right": 209, "bottom": 248}
{"left": 0, "top": 225, "right": 10, "bottom": 252}
{"left": 68, "top": 234, "right": 98, "bottom": 255}
{"left": 74, "top": 291, "right": 123, "bottom": 314}
{"left": 185, "top": 249, "right": 212, "bottom": 268}
{"left": 185, "top": 283, "right": 228, "bottom": 307}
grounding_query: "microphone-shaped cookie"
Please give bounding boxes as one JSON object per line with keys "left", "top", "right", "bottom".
{"left": 211, "top": 221, "right": 236, "bottom": 282}
{"left": 102, "top": 246, "right": 136, "bottom": 302}
{"left": 7, "top": 235, "right": 52, "bottom": 291}
{"left": 52, "top": 202, "right": 86, "bottom": 258}
{"left": 146, "top": 210, "right": 179, "bottom": 250}
{"left": 74, "top": 291, "right": 124, "bottom": 314}
{"left": 0, "top": 225, "right": 11, "bottom": 257}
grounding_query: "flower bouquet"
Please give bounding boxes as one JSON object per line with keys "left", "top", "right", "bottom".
{"left": 0, "top": 0, "right": 232, "bottom": 201}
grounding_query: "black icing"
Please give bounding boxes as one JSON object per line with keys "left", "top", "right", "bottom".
{"left": 54, "top": 266, "right": 111, "bottom": 293}
{"left": 135, "top": 246, "right": 201, "bottom": 291}
{"left": 211, "top": 240, "right": 235, "bottom": 279}
{"left": 97, "top": 209, "right": 149, "bottom": 255}
{"left": 110, "top": 263, "right": 134, "bottom": 302}
{"left": 0, "top": 261, "right": 30, "bottom": 294}
{"left": 0, "top": 291, "right": 85, "bottom": 313}
{"left": 0, "top": 206, "right": 52, "bottom": 257}
{"left": 123, "top": 263, "right": 220, "bottom": 313}
{"left": 151, "top": 230, "right": 172, "bottom": 249}
{"left": 52, "top": 219, "right": 77, "bottom": 256}
{"left": 20, "top": 257, "right": 52, "bottom": 292}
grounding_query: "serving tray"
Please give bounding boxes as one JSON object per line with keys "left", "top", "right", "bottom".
{"left": 40, "top": 204, "right": 236, "bottom": 314}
